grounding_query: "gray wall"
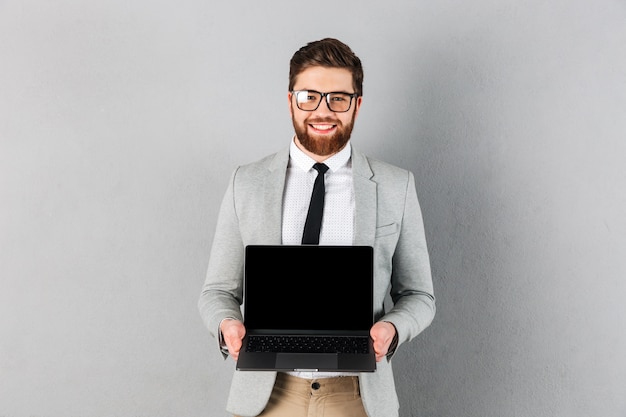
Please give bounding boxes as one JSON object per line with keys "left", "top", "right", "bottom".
{"left": 1, "top": 1, "right": 625, "bottom": 416}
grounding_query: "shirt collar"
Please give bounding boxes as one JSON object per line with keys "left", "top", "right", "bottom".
{"left": 289, "top": 137, "right": 352, "bottom": 173}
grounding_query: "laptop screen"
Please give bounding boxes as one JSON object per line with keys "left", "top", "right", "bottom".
{"left": 244, "top": 245, "right": 374, "bottom": 333}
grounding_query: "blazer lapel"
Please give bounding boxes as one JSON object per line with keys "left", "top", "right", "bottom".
{"left": 262, "top": 148, "right": 290, "bottom": 244}
{"left": 352, "top": 148, "right": 377, "bottom": 246}
{"left": 259, "top": 146, "right": 376, "bottom": 246}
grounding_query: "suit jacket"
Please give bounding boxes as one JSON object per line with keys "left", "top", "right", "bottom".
{"left": 198, "top": 145, "right": 436, "bottom": 417}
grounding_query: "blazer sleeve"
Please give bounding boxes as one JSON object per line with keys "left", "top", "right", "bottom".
{"left": 197, "top": 168, "right": 245, "bottom": 357}
{"left": 379, "top": 170, "right": 436, "bottom": 349}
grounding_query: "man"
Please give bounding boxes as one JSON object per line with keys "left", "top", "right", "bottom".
{"left": 198, "top": 38, "right": 435, "bottom": 417}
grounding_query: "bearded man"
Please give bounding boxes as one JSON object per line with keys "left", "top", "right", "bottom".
{"left": 198, "top": 38, "right": 436, "bottom": 417}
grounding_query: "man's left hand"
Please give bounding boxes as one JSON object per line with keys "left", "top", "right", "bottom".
{"left": 370, "top": 321, "right": 397, "bottom": 362}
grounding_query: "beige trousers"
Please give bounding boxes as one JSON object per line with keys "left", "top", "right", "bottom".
{"left": 235, "top": 373, "right": 369, "bottom": 417}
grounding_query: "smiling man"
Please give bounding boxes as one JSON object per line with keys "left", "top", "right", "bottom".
{"left": 289, "top": 66, "right": 360, "bottom": 160}
{"left": 199, "top": 38, "right": 436, "bottom": 417}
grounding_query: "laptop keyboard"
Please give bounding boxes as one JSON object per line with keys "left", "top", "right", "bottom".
{"left": 246, "top": 335, "right": 370, "bottom": 354}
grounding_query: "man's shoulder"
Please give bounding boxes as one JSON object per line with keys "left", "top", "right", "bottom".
{"left": 235, "top": 148, "right": 289, "bottom": 176}
{"left": 238, "top": 153, "right": 276, "bottom": 170}
{"left": 354, "top": 149, "right": 412, "bottom": 181}
{"left": 367, "top": 156, "right": 409, "bottom": 174}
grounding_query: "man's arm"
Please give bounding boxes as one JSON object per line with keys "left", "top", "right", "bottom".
{"left": 377, "top": 170, "right": 436, "bottom": 354}
{"left": 198, "top": 169, "right": 247, "bottom": 358}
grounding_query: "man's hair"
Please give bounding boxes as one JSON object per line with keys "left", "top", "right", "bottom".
{"left": 289, "top": 38, "right": 364, "bottom": 96}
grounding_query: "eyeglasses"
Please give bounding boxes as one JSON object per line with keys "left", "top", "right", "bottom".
{"left": 291, "top": 90, "right": 359, "bottom": 113}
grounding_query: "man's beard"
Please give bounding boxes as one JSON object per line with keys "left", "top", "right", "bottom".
{"left": 292, "top": 111, "right": 356, "bottom": 157}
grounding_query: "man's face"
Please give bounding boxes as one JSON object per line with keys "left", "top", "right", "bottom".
{"left": 289, "top": 66, "right": 362, "bottom": 159}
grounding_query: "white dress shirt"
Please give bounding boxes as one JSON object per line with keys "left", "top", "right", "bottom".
{"left": 282, "top": 138, "right": 354, "bottom": 246}
{"left": 282, "top": 137, "right": 357, "bottom": 379}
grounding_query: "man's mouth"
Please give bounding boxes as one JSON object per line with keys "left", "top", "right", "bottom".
{"left": 309, "top": 123, "right": 337, "bottom": 133}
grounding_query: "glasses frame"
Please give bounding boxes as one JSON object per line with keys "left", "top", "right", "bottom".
{"left": 291, "top": 90, "right": 359, "bottom": 113}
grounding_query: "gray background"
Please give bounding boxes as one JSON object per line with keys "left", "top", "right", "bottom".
{"left": 1, "top": 1, "right": 625, "bottom": 416}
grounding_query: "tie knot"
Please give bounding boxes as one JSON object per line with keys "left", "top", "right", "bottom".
{"left": 313, "top": 163, "right": 329, "bottom": 174}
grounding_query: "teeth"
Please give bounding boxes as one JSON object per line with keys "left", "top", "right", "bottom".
{"left": 312, "top": 124, "right": 334, "bottom": 131}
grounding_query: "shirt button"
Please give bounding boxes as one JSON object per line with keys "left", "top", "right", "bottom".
{"left": 311, "top": 382, "right": 320, "bottom": 390}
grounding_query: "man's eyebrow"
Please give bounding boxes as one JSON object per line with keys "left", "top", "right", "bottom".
{"left": 294, "top": 89, "right": 354, "bottom": 94}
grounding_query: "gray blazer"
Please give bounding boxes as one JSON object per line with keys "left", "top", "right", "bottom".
{"left": 198, "top": 146, "right": 435, "bottom": 417}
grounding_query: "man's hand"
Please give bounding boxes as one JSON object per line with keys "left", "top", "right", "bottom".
{"left": 370, "top": 321, "right": 397, "bottom": 362}
{"left": 220, "top": 319, "right": 246, "bottom": 360}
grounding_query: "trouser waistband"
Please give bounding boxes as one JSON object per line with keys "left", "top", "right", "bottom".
{"left": 275, "top": 373, "right": 360, "bottom": 397}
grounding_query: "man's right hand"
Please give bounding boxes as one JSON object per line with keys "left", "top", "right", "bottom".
{"left": 220, "top": 319, "right": 246, "bottom": 360}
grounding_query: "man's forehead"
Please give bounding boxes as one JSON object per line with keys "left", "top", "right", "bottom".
{"left": 293, "top": 66, "right": 354, "bottom": 90}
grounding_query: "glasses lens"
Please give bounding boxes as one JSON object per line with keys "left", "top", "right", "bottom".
{"left": 327, "top": 93, "right": 353, "bottom": 112}
{"left": 295, "top": 91, "right": 322, "bottom": 111}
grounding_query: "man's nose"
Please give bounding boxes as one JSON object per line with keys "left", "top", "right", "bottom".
{"left": 315, "top": 96, "right": 336, "bottom": 115}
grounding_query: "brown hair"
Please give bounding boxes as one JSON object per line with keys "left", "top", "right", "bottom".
{"left": 288, "top": 38, "right": 364, "bottom": 96}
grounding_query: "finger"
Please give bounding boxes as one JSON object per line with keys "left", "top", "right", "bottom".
{"left": 225, "top": 337, "right": 242, "bottom": 360}
{"left": 227, "top": 336, "right": 242, "bottom": 352}
{"left": 373, "top": 338, "right": 391, "bottom": 361}
{"left": 222, "top": 321, "right": 246, "bottom": 360}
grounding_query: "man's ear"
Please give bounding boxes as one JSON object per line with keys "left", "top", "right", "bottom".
{"left": 353, "top": 95, "right": 363, "bottom": 120}
{"left": 287, "top": 92, "right": 294, "bottom": 117}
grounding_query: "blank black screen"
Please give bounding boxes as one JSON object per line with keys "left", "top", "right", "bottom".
{"left": 244, "top": 245, "right": 373, "bottom": 332}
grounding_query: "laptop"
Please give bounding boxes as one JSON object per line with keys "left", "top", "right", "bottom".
{"left": 236, "top": 244, "right": 376, "bottom": 372}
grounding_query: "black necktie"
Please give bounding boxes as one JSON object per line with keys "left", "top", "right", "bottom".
{"left": 301, "top": 163, "right": 329, "bottom": 245}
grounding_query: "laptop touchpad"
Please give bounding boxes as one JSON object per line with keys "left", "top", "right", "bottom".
{"left": 276, "top": 353, "right": 338, "bottom": 370}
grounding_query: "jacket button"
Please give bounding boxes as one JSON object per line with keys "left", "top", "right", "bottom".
{"left": 311, "top": 382, "right": 320, "bottom": 390}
